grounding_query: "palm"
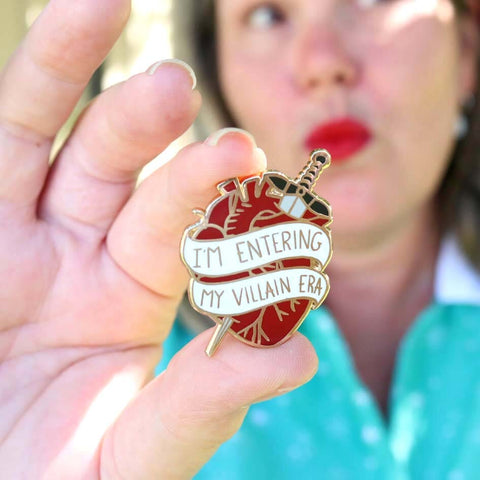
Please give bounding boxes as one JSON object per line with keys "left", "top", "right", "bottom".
{"left": 0, "top": 1, "right": 317, "bottom": 478}
{"left": 4, "top": 226, "right": 160, "bottom": 347}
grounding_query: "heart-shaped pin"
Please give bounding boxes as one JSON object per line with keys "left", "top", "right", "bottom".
{"left": 181, "top": 149, "right": 333, "bottom": 356}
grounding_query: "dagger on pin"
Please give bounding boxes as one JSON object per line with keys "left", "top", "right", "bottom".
{"left": 265, "top": 148, "right": 331, "bottom": 218}
{"left": 205, "top": 148, "right": 331, "bottom": 357}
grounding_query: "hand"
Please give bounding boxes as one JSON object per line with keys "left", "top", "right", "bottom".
{"left": 0, "top": 1, "right": 318, "bottom": 478}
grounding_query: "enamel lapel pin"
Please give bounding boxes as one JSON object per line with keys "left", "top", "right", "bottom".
{"left": 181, "top": 149, "right": 333, "bottom": 356}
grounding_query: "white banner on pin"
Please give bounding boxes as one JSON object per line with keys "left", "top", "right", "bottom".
{"left": 190, "top": 268, "right": 328, "bottom": 316}
{"left": 183, "top": 222, "right": 331, "bottom": 276}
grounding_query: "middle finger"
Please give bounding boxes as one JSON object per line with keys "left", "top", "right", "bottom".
{"left": 40, "top": 61, "right": 200, "bottom": 237}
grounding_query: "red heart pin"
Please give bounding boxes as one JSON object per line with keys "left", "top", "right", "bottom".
{"left": 181, "top": 149, "right": 333, "bottom": 356}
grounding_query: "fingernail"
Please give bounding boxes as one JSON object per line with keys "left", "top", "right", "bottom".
{"left": 147, "top": 59, "right": 197, "bottom": 90}
{"left": 276, "top": 387, "right": 296, "bottom": 395}
{"left": 252, "top": 386, "right": 297, "bottom": 404}
{"left": 254, "top": 147, "right": 267, "bottom": 171}
{"left": 205, "top": 128, "right": 257, "bottom": 147}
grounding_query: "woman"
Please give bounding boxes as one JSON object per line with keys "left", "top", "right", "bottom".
{"left": 162, "top": 0, "right": 480, "bottom": 477}
{"left": 0, "top": 0, "right": 479, "bottom": 478}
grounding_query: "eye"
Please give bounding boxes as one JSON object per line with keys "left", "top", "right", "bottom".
{"left": 355, "top": 0, "right": 395, "bottom": 7}
{"left": 245, "top": 3, "right": 286, "bottom": 29}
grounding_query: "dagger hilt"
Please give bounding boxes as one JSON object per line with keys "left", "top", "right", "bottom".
{"left": 264, "top": 148, "right": 331, "bottom": 217}
{"left": 296, "top": 149, "right": 331, "bottom": 190}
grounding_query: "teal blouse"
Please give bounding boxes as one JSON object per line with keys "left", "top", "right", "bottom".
{"left": 157, "top": 238, "right": 480, "bottom": 479}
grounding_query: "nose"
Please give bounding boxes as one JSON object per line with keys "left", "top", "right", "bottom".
{"left": 288, "top": 22, "right": 357, "bottom": 92}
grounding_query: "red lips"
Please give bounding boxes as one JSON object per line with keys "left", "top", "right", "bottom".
{"left": 305, "top": 118, "right": 371, "bottom": 163}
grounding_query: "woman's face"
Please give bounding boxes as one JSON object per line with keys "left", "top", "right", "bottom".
{"left": 216, "top": 0, "right": 477, "bottom": 245}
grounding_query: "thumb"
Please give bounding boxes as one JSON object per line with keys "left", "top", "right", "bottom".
{"left": 100, "top": 330, "right": 318, "bottom": 479}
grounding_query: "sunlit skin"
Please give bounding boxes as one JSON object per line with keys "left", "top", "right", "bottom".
{"left": 217, "top": 0, "right": 478, "bottom": 409}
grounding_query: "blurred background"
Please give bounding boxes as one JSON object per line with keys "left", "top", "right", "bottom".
{"left": 0, "top": 0, "right": 188, "bottom": 176}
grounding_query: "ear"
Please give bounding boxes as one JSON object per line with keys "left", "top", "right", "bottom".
{"left": 457, "top": 14, "right": 479, "bottom": 106}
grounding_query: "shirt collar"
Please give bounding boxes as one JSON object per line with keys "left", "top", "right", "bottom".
{"left": 434, "top": 234, "right": 480, "bottom": 306}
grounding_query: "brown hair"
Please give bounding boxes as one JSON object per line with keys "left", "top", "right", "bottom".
{"left": 171, "top": 0, "right": 480, "bottom": 269}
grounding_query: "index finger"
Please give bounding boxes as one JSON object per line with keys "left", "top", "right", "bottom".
{"left": 0, "top": 0, "right": 130, "bottom": 208}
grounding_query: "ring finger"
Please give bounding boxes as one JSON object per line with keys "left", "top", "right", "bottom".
{"left": 0, "top": 0, "right": 130, "bottom": 213}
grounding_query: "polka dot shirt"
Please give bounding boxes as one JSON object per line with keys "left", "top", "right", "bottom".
{"left": 157, "top": 237, "right": 480, "bottom": 479}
